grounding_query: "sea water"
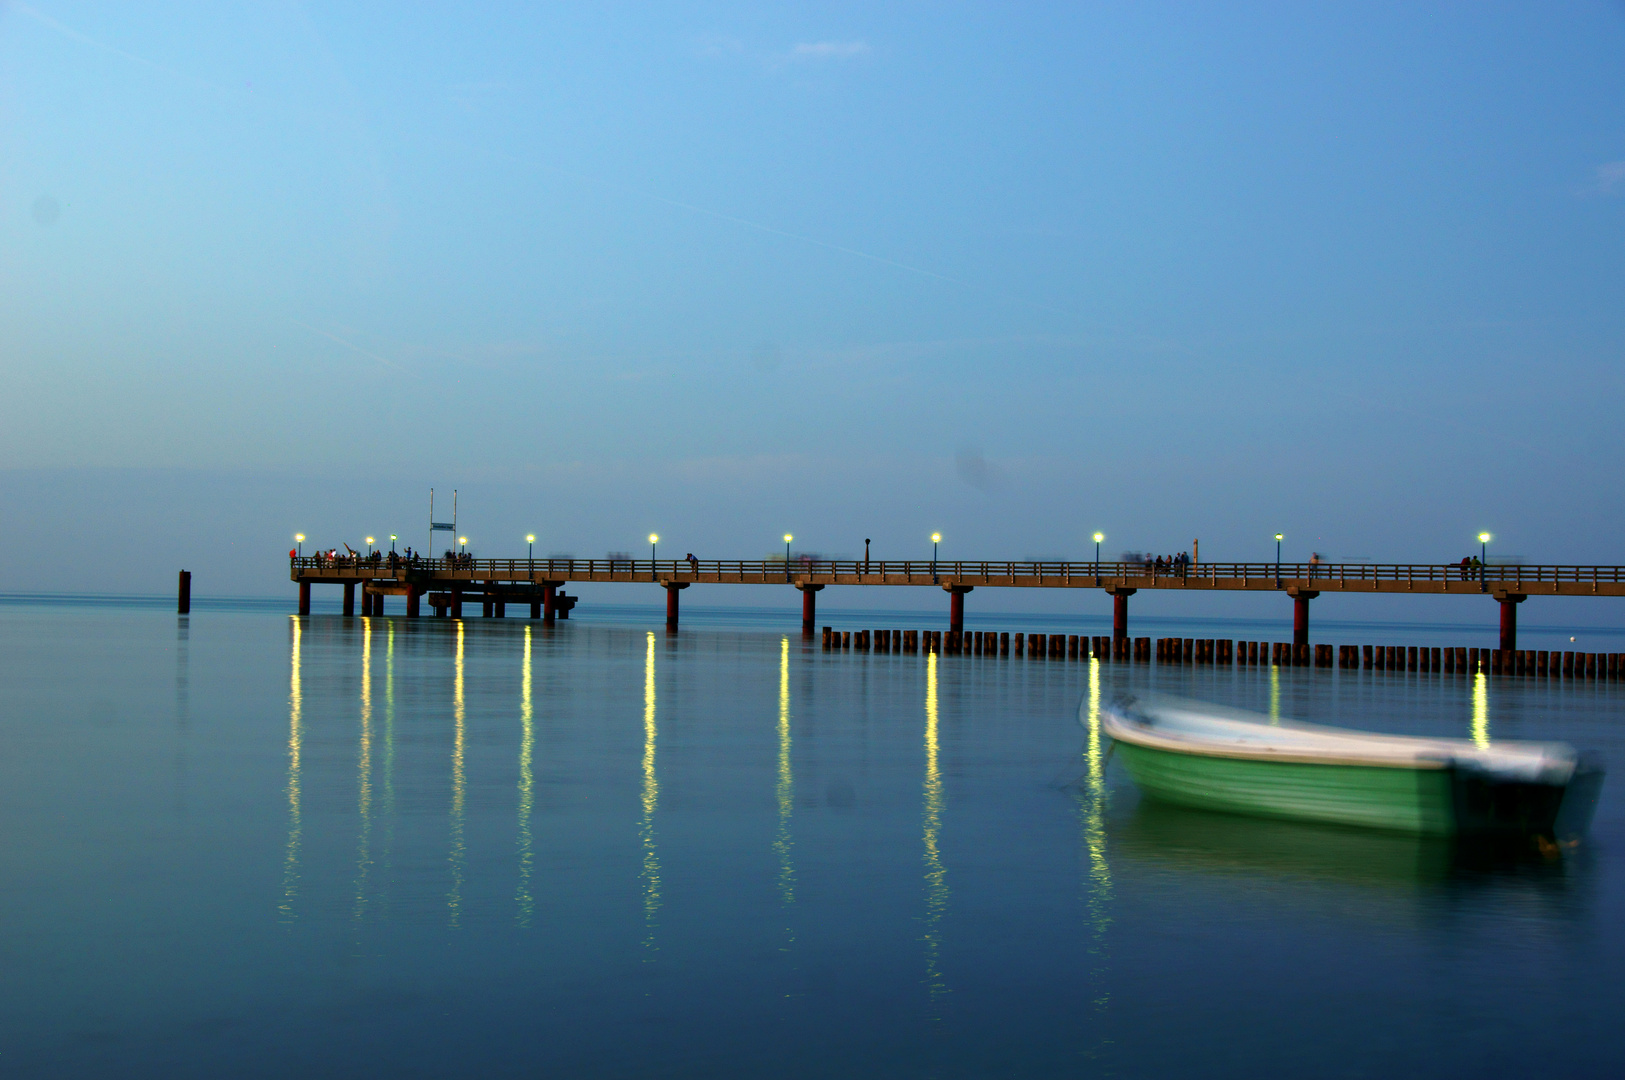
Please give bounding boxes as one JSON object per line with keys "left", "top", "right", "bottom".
{"left": 0, "top": 602, "right": 1620, "bottom": 1077}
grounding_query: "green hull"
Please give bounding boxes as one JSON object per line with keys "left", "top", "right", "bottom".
{"left": 1115, "top": 740, "right": 1458, "bottom": 836}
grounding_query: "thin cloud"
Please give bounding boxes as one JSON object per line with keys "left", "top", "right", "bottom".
{"left": 1590, "top": 161, "right": 1625, "bottom": 196}
{"left": 9, "top": 1, "right": 215, "bottom": 88}
{"left": 790, "top": 40, "right": 869, "bottom": 60}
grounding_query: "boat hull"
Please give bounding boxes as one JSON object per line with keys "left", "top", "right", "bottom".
{"left": 1115, "top": 740, "right": 1459, "bottom": 836}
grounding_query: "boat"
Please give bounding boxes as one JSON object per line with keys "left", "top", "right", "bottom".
{"left": 1093, "top": 693, "right": 1604, "bottom": 840}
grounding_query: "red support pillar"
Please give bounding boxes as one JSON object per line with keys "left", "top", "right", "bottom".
{"left": 543, "top": 584, "right": 557, "bottom": 623}
{"left": 298, "top": 580, "right": 311, "bottom": 616}
{"left": 406, "top": 585, "right": 422, "bottom": 618}
{"left": 343, "top": 582, "right": 355, "bottom": 617}
{"left": 799, "top": 584, "right": 822, "bottom": 635}
{"left": 1499, "top": 596, "right": 1523, "bottom": 652}
{"left": 950, "top": 590, "right": 965, "bottom": 633}
{"left": 1114, "top": 593, "right": 1128, "bottom": 640}
{"left": 1288, "top": 589, "right": 1318, "bottom": 648}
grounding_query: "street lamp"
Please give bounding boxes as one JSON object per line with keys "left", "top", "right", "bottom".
{"left": 784, "top": 534, "right": 793, "bottom": 582}
{"left": 527, "top": 534, "right": 536, "bottom": 569}
{"left": 389, "top": 534, "right": 397, "bottom": 554}
{"left": 649, "top": 534, "right": 659, "bottom": 567}
{"left": 365, "top": 536, "right": 374, "bottom": 555}
{"left": 294, "top": 533, "right": 304, "bottom": 557}
{"left": 459, "top": 536, "right": 468, "bottom": 554}
{"left": 1479, "top": 532, "right": 1491, "bottom": 592}
{"left": 1094, "top": 532, "right": 1104, "bottom": 584}
{"left": 1275, "top": 533, "right": 1284, "bottom": 587}
{"left": 931, "top": 532, "right": 941, "bottom": 584}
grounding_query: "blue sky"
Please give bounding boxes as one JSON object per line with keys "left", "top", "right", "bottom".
{"left": 3, "top": 2, "right": 1624, "bottom": 620}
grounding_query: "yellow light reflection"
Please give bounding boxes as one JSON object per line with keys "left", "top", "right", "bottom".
{"left": 1082, "top": 655, "right": 1112, "bottom": 1011}
{"left": 774, "top": 637, "right": 795, "bottom": 907}
{"left": 1471, "top": 672, "right": 1490, "bottom": 749}
{"left": 640, "top": 632, "right": 661, "bottom": 953}
{"left": 448, "top": 621, "right": 466, "bottom": 926}
{"left": 517, "top": 625, "right": 535, "bottom": 927}
{"left": 1269, "top": 662, "right": 1281, "bottom": 725}
{"left": 922, "top": 651, "right": 948, "bottom": 1004}
{"left": 355, "top": 619, "right": 374, "bottom": 921}
{"left": 280, "top": 618, "right": 303, "bottom": 921}
{"left": 384, "top": 621, "right": 396, "bottom": 853}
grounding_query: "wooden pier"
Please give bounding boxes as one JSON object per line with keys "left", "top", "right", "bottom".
{"left": 288, "top": 555, "right": 1625, "bottom": 651}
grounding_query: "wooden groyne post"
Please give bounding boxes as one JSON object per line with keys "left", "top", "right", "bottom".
{"left": 177, "top": 570, "right": 191, "bottom": 614}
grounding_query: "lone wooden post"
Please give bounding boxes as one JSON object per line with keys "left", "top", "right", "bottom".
{"left": 177, "top": 570, "right": 191, "bottom": 615}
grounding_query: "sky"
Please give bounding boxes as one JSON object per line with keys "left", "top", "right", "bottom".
{"left": 3, "top": 2, "right": 1624, "bottom": 623}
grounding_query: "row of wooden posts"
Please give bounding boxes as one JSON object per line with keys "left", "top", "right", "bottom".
{"left": 820, "top": 626, "right": 1624, "bottom": 679}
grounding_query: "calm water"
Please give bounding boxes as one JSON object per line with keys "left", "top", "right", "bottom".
{"left": 1, "top": 604, "right": 1622, "bottom": 1077}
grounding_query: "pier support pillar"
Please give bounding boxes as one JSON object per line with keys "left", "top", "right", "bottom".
{"left": 373, "top": 593, "right": 385, "bottom": 617}
{"left": 406, "top": 585, "right": 422, "bottom": 619}
{"left": 177, "top": 570, "right": 191, "bottom": 615}
{"left": 797, "top": 584, "right": 824, "bottom": 635}
{"left": 664, "top": 581, "right": 689, "bottom": 630}
{"left": 543, "top": 584, "right": 557, "bottom": 623}
{"left": 1494, "top": 592, "right": 1525, "bottom": 652}
{"left": 343, "top": 583, "right": 355, "bottom": 617}
{"left": 1105, "top": 586, "right": 1136, "bottom": 642}
{"left": 450, "top": 588, "right": 462, "bottom": 619}
{"left": 494, "top": 599, "right": 506, "bottom": 618}
{"left": 298, "top": 581, "right": 311, "bottom": 616}
{"left": 1287, "top": 588, "right": 1318, "bottom": 648}
{"left": 944, "top": 584, "right": 973, "bottom": 633}
{"left": 530, "top": 600, "right": 541, "bottom": 619}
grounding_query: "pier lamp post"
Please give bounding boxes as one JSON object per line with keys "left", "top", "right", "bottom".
{"left": 931, "top": 533, "right": 941, "bottom": 584}
{"left": 650, "top": 534, "right": 659, "bottom": 570}
{"left": 365, "top": 536, "right": 374, "bottom": 556}
{"left": 1094, "top": 532, "right": 1104, "bottom": 585}
{"left": 1479, "top": 532, "right": 1491, "bottom": 593}
{"left": 295, "top": 533, "right": 304, "bottom": 557}
{"left": 390, "top": 534, "right": 397, "bottom": 554}
{"left": 459, "top": 536, "right": 467, "bottom": 555}
{"left": 527, "top": 534, "right": 535, "bottom": 572}
{"left": 1275, "top": 533, "right": 1284, "bottom": 588}
{"left": 784, "top": 534, "right": 793, "bottom": 582}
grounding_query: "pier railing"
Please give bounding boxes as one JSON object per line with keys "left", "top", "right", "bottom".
{"left": 291, "top": 555, "right": 1625, "bottom": 587}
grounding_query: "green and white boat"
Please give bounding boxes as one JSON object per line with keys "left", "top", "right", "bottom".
{"left": 1096, "top": 694, "right": 1603, "bottom": 839}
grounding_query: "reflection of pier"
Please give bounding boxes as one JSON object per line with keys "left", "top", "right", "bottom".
{"left": 291, "top": 556, "right": 1625, "bottom": 648}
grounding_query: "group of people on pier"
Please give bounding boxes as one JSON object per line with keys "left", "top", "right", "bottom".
{"left": 1147, "top": 551, "right": 1193, "bottom": 579}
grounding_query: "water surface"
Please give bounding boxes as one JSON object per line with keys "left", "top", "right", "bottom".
{"left": 0, "top": 605, "right": 1620, "bottom": 1077}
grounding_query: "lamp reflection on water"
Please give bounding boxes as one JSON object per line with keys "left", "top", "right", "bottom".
{"left": 640, "top": 632, "right": 661, "bottom": 953}
{"left": 355, "top": 619, "right": 374, "bottom": 921}
{"left": 1471, "top": 671, "right": 1490, "bottom": 749}
{"left": 922, "top": 651, "right": 948, "bottom": 1005}
{"left": 280, "top": 618, "right": 303, "bottom": 922}
{"left": 775, "top": 637, "right": 795, "bottom": 908}
{"left": 517, "top": 625, "right": 535, "bottom": 927}
{"left": 1081, "top": 655, "right": 1112, "bottom": 1010}
{"left": 449, "top": 620, "right": 466, "bottom": 927}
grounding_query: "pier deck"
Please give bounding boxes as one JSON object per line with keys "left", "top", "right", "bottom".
{"left": 289, "top": 555, "right": 1625, "bottom": 652}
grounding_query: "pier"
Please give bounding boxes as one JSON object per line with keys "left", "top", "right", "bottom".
{"left": 288, "top": 555, "right": 1625, "bottom": 651}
